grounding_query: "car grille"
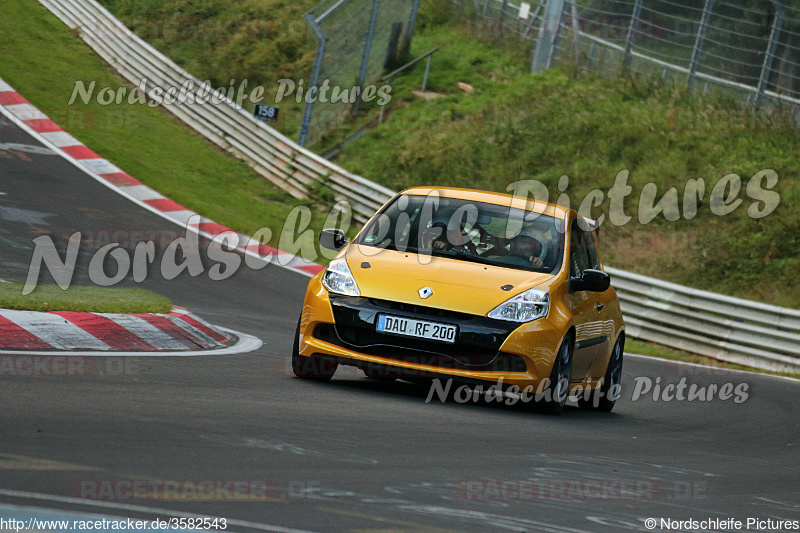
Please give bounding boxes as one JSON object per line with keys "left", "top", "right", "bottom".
{"left": 317, "top": 296, "right": 527, "bottom": 372}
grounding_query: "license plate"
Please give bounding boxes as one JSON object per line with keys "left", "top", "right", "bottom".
{"left": 376, "top": 314, "right": 457, "bottom": 344}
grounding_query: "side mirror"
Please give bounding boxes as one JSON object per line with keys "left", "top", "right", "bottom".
{"left": 569, "top": 269, "right": 610, "bottom": 293}
{"left": 319, "top": 228, "right": 348, "bottom": 251}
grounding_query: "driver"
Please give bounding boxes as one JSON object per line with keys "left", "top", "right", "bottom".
{"left": 510, "top": 234, "right": 544, "bottom": 268}
{"left": 428, "top": 221, "right": 476, "bottom": 254}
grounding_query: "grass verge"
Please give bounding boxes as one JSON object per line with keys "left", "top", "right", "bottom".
{"left": 626, "top": 339, "right": 800, "bottom": 380}
{"left": 0, "top": 282, "right": 172, "bottom": 314}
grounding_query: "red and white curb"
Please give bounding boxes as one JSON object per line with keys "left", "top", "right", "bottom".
{"left": 0, "top": 76, "right": 324, "bottom": 278}
{"left": 0, "top": 307, "right": 262, "bottom": 357}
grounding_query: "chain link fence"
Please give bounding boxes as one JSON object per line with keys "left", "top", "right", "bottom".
{"left": 453, "top": 0, "right": 800, "bottom": 109}
{"left": 299, "top": 0, "right": 420, "bottom": 147}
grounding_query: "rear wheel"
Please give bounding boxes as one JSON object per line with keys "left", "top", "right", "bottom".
{"left": 291, "top": 318, "right": 338, "bottom": 381}
{"left": 540, "top": 333, "right": 573, "bottom": 415}
{"left": 578, "top": 335, "right": 624, "bottom": 412}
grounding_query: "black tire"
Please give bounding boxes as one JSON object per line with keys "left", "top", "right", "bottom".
{"left": 291, "top": 318, "right": 338, "bottom": 381}
{"left": 578, "top": 335, "right": 624, "bottom": 412}
{"left": 540, "top": 333, "right": 574, "bottom": 415}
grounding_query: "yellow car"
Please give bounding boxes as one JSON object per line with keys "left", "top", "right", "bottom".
{"left": 292, "top": 187, "right": 625, "bottom": 413}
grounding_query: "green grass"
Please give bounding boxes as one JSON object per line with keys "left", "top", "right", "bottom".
{"left": 0, "top": 282, "right": 172, "bottom": 313}
{"left": 0, "top": 0, "right": 326, "bottom": 249}
{"left": 625, "top": 339, "right": 800, "bottom": 380}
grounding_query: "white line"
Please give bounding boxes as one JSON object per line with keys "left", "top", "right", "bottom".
{"left": 0, "top": 80, "right": 13, "bottom": 92}
{"left": 0, "top": 488, "right": 318, "bottom": 533}
{"left": 625, "top": 352, "right": 800, "bottom": 383}
{"left": 0, "top": 327, "right": 261, "bottom": 357}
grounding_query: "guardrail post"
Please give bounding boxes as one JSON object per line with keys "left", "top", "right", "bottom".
{"left": 531, "top": 0, "right": 566, "bottom": 72}
{"left": 754, "top": 3, "right": 783, "bottom": 107}
{"left": 688, "top": 0, "right": 714, "bottom": 91}
{"left": 623, "top": 0, "right": 642, "bottom": 72}
{"left": 354, "top": 0, "right": 381, "bottom": 114}
{"left": 299, "top": 14, "right": 326, "bottom": 147}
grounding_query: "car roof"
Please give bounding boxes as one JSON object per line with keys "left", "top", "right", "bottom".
{"left": 399, "top": 186, "right": 570, "bottom": 220}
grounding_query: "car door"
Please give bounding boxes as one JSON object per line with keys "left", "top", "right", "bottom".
{"left": 565, "top": 221, "right": 610, "bottom": 381}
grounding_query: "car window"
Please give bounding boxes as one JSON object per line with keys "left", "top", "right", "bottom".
{"left": 569, "top": 222, "right": 599, "bottom": 277}
{"left": 358, "top": 194, "right": 565, "bottom": 274}
{"left": 583, "top": 228, "right": 601, "bottom": 270}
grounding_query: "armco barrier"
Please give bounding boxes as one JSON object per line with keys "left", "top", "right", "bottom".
{"left": 607, "top": 267, "right": 800, "bottom": 374}
{"left": 38, "top": 0, "right": 395, "bottom": 223}
{"left": 36, "top": 0, "right": 800, "bottom": 372}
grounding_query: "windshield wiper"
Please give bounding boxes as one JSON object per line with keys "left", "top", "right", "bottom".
{"left": 363, "top": 241, "right": 419, "bottom": 254}
{"left": 430, "top": 250, "right": 503, "bottom": 267}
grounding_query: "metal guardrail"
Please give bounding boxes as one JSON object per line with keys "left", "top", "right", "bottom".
{"left": 607, "top": 267, "right": 800, "bottom": 374}
{"left": 38, "top": 0, "right": 800, "bottom": 372}
{"left": 38, "top": 0, "right": 395, "bottom": 223}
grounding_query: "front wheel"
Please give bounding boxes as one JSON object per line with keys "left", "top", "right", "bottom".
{"left": 291, "top": 318, "right": 338, "bottom": 381}
{"left": 578, "top": 335, "right": 624, "bottom": 412}
{"left": 540, "top": 333, "right": 573, "bottom": 415}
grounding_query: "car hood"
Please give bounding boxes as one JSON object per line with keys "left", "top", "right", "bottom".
{"left": 344, "top": 245, "right": 553, "bottom": 316}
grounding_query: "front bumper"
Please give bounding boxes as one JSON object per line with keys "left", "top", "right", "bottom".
{"left": 298, "top": 276, "right": 564, "bottom": 388}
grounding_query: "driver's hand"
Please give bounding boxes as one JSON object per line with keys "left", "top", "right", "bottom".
{"left": 432, "top": 239, "right": 448, "bottom": 251}
{"left": 531, "top": 256, "right": 544, "bottom": 267}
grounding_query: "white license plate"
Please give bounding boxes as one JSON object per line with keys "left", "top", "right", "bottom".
{"left": 376, "top": 314, "right": 457, "bottom": 344}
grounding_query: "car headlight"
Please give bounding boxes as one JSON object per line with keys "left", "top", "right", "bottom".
{"left": 322, "top": 257, "right": 360, "bottom": 296}
{"left": 488, "top": 288, "right": 549, "bottom": 322}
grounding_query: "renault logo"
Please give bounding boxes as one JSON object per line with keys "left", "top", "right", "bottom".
{"left": 418, "top": 287, "right": 433, "bottom": 299}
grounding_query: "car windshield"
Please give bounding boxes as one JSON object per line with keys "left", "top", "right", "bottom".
{"left": 357, "top": 193, "right": 565, "bottom": 274}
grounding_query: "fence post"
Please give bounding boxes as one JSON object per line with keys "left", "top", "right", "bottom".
{"left": 401, "top": 0, "right": 420, "bottom": 56}
{"left": 623, "top": 0, "right": 643, "bottom": 72}
{"left": 531, "top": 0, "right": 566, "bottom": 72}
{"left": 569, "top": 1, "right": 580, "bottom": 58}
{"left": 688, "top": 0, "right": 714, "bottom": 90}
{"left": 299, "top": 14, "right": 326, "bottom": 147}
{"left": 754, "top": 3, "right": 783, "bottom": 107}
{"left": 354, "top": 0, "right": 381, "bottom": 114}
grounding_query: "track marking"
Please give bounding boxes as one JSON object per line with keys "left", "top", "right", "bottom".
{"left": 0, "top": 488, "right": 318, "bottom": 533}
{"left": 0, "top": 453, "right": 103, "bottom": 472}
{"left": 625, "top": 352, "right": 800, "bottom": 383}
{"left": 318, "top": 507, "right": 460, "bottom": 533}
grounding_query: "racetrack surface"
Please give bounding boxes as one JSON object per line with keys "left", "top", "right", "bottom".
{"left": 1, "top": 116, "right": 799, "bottom": 532}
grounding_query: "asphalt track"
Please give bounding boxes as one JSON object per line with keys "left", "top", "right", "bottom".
{"left": 1, "top": 114, "right": 799, "bottom": 533}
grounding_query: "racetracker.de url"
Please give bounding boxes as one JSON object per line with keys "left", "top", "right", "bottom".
{"left": 644, "top": 517, "right": 800, "bottom": 530}
{"left": 0, "top": 517, "right": 227, "bottom": 531}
